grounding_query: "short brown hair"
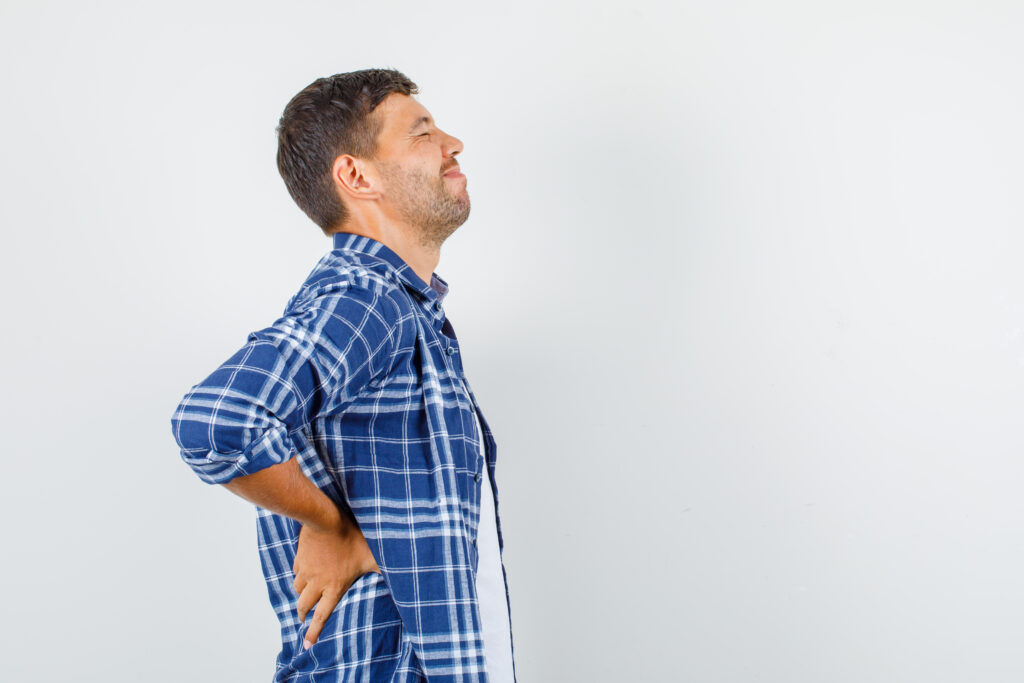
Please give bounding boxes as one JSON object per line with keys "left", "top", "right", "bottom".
{"left": 276, "top": 69, "right": 418, "bottom": 234}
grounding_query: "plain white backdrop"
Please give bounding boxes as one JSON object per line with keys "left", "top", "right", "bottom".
{"left": 2, "top": 1, "right": 1023, "bottom": 681}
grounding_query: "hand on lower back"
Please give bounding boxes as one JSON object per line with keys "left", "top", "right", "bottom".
{"left": 292, "top": 520, "right": 381, "bottom": 649}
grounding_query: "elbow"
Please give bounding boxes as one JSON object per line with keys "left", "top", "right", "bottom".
{"left": 171, "top": 409, "right": 295, "bottom": 486}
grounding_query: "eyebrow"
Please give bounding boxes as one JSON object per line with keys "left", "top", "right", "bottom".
{"left": 408, "top": 116, "right": 432, "bottom": 133}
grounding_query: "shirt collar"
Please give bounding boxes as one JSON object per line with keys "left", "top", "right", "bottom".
{"left": 331, "top": 231, "right": 450, "bottom": 309}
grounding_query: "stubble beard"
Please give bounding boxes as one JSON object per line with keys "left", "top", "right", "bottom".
{"left": 379, "top": 161, "right": 471, "bottom": 250}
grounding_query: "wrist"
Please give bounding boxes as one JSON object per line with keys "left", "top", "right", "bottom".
{"left": 307, "top": 501, "right": 353, "bottom": 536}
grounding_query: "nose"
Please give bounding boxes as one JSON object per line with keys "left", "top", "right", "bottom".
{"left": 441, "top": 130, "right": 464, "bottom": 158}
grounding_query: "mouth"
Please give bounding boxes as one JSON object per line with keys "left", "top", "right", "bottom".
{"left": 442, "top": 165, "right": 464, "bottom": 179}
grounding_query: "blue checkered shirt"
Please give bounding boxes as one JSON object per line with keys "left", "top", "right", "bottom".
{"left": 170, "top": 232, "right": 515, "bottom": 682}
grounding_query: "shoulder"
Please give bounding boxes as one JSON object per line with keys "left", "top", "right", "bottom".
{"left": 286, "top": 250, "right": 393, "bottom": 308}
{"left": 279, "top": 252, "right": 417, "bottom": 351}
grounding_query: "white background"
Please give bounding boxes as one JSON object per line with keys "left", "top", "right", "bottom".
{"left": 2, "top": 1, "right": 1023, "bottom": 681}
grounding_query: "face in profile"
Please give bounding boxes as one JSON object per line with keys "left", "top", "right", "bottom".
{"left": 371, "top": 93, "right": 470, "bottom": 247}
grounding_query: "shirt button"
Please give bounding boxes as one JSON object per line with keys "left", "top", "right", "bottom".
{"left": 433, "top": 301, "right": 441, "bottom": 311}
{"left": 446, "top": 346, "right": 455, "bottom": 356}
{"left": 474, "top": 471, "right": 482, "bottom": 482}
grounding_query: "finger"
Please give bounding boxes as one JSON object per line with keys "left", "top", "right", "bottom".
{"left": 304, "top": 587, "right": 344, "bottom": 647}
{"left": 293, "top": 573, "right": 307, "bottom": 594}
{"left": 296, "top": 586, "right": 320, "bottom": 625}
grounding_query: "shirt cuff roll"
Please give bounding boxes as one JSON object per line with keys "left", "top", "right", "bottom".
{"left": 179, "top": 424, "right": 297, "bottom": 485}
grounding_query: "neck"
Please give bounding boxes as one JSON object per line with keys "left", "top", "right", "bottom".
{"left": 335, "top": 216, "right": 440, "bottom": 286}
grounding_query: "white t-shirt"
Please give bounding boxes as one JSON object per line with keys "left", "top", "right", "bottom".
{"left": 471, "top": 408, "right": 515, "bottom": 682}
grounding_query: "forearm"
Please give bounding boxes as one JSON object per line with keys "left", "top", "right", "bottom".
{"left": 222, "top": 456, "right": 351, "bottom": 534}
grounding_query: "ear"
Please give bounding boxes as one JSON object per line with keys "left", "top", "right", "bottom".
{"left": 332, "top": 154, "right": 381, "bottom": 201}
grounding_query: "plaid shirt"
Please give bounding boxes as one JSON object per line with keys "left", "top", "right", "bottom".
{"left": 170, "top": 232, "right": 515, "bottom": 682}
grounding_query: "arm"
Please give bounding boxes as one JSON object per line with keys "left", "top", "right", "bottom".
{"left": 170, "top": 286, "right": 401, "bottom": 484}
{"left": 221, "top": 453, "right": 344, "bottom": 533}
{"left": 170, "top": 284, "right": 400, "bottom": 646}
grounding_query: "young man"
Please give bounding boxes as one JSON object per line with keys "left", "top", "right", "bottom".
{"left": 170, "top": 69, "right": 515, "bottom": 682}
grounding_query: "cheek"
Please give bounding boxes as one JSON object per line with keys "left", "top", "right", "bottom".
{"left": 425, "top": 143, "right": 445, "bottom": 163}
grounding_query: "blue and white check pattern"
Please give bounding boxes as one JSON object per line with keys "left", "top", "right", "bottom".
{"left": 170, "top": 232, "right": 515, "bottom": 682}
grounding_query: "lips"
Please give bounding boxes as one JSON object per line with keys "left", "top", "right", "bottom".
{"left": 442, "top": 165, "right": 463, "bottom": 178}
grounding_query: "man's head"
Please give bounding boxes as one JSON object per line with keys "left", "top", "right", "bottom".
{"left": 276, "top": 69, "right": 469, "bottom": 246}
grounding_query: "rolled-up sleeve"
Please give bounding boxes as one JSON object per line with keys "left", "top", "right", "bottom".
{"left": 170, "top": 284, "right": 402, "bottom": 485}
